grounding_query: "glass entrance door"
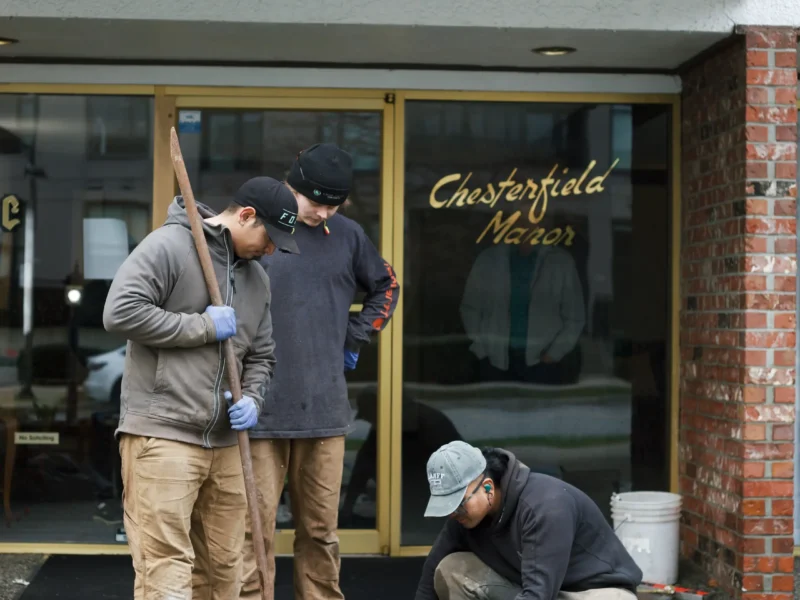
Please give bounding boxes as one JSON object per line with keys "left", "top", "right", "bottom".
{"left": 396, "top": 97, "right": 674, "bottom": 551}
{"left": 156, "top": 94, "right": 394, "bottom": 555}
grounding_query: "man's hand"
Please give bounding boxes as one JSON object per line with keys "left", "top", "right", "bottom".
{"left": 206, "top": 305, "right": 237, "bottom": 341}
{"left": 344, "top": 349, "right": 359, "bottom": 371}
{"left": 224, "top": 391, "right": 259, "bottom": 430}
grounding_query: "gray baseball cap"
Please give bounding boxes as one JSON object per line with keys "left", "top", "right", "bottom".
{"left": 424, "top": 441, "right": 487, "bottom": 518}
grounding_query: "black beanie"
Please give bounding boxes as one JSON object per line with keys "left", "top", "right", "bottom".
{"left": 286, "top": 143, "right": 353, "bottom": 206}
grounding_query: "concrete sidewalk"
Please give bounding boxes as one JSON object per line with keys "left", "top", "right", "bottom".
{"left": 0, "top": 555, "right": 45, "bottom": 600}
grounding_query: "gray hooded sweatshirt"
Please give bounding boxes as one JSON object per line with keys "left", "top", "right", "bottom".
{"left": 415, "top": 450, "right": 643, "bottom": 600}
{"left": 103, "top": 197, "right": 276, "bottom": 448}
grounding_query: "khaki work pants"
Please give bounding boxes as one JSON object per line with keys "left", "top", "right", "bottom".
{"left": 434, "top": 552, "right": 638, "bottom": 600}
{"left": 192, "top": 436, "right": 346, "bottom": 600}
{"left": 120, "top": 434, "right": 247, "bottom": 600}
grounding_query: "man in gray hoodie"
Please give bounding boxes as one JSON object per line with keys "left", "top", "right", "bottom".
{"left": 103, "top": 176, "right": 299, "bottom": 600}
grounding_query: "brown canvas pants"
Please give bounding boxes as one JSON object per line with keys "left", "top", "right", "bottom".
{"left": 192, "top": 436, "right": 346, "bottom": 600}
{"left": 120, "top": 434, "right": 247, "bottom": 600}
{"left": 434, "top": 552, "right": 638, "bottom": 600}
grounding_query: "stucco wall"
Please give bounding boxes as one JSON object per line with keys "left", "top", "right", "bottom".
{"left": 3, "top": 0, "right": 800, "bottom": 31}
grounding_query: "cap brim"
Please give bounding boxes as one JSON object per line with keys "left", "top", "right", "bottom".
{"left": 424, "top": 487, "right": 467, "bottom": 518}
{"left": 264, "top": 223, "right": 300, "bottom": 255}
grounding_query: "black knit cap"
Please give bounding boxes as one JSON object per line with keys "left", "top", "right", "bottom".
{"left": 286, "top": 142, "right": 353, "bottom": 206}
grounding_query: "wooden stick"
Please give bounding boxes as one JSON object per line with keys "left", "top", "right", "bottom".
{"left": 169, "top": 126, "right": 270, "bottom": 600}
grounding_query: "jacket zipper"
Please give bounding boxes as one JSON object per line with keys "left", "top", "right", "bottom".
{"left": 202, "top": 235, "right": 234, "bottom": 448}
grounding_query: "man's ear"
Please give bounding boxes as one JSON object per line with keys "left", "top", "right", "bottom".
{"left": 238, "top": 206, "right": 257, "bottom": 224}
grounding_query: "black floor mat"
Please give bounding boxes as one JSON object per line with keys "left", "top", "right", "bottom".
{"left": 20, "top": 554, "right": 426, "bottom": 600}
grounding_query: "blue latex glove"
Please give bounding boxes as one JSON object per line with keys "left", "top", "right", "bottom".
{"left": 206, "top": 305, "right": 236, "bottom": 341}
{"left": 224, "top": 391, "right": 259, "bottom": 430}
{"left": 344, "top": 349, "right": 359, "bottom": 371}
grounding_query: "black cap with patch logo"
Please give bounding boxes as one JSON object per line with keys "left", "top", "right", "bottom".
{"left": 233, "top": 176, "right": 300, "bottom": 254}
{"left": 286, "top": 142, "right": 353, "bottom": 206}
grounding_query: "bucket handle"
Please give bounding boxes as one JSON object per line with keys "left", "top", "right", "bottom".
{"left": 613, "top": 514, "right": 630, "bottom": 532}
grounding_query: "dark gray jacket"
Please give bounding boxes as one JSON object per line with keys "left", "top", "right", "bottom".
{"left": 415, "top": 450, "right": 642, "bottom": 600}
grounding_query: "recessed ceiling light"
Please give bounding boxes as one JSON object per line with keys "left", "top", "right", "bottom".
{"left": 532, "top": 46, "right": 576, "bottom": 56}
{"left": 0, "top": 38, "right": 18, "bottom": 46}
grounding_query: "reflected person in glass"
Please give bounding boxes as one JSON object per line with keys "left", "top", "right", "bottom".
{"left": 414, "top": 441, "right": 642, "bottom": 600}
{"left": 460, "top": 215, "right": 585, "bottom": 386}
{"left": 339, "top": 386, "right": 464, "bottom": 527}
{"left": 236, "top": 143, "right": 399, "bottom": 600}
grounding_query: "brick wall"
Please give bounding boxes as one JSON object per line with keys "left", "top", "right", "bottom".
{"left": 680, "top": 27, "right": 797, "bottom": 599}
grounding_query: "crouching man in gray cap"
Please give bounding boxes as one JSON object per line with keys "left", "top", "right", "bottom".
{"left": 415, "top": 441, "right": 643, "bottom": 600}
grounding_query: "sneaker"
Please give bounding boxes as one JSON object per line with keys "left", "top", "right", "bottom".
{"left": 93, "top": 502, "right": 123, "bottom": 525}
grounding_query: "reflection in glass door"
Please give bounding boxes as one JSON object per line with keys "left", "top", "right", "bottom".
{"left": 166, "top": 97, "right": 392, "bottom": 555}
{"left": 0, "top": 93, "right": 153, "bottom": 547}
{"left": 400, "top": 99, "right": 673, "bottom": 547}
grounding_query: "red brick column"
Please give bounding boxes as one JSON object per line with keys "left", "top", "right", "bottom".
{"left": 680, "top": 27, "right": 797, "bottom": 599}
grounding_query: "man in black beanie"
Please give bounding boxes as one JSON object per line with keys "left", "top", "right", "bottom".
{"left": 238, "top": 143, "right": 399, "bottom": 600}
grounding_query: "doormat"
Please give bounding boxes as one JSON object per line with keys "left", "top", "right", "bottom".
{"left": 19, "top": 554, "right": 427, "bottom": 600}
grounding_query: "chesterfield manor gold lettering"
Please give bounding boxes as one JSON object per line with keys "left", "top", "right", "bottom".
{"left": 429, "top": 159, "right": 620, "bottom": 246}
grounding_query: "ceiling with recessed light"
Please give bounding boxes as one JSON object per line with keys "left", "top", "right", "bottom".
{"left": 0, "top": 18, "right": 737, "bottom": 70}
{"left": 4, "top": 0, "right": 800, "bottom": 73}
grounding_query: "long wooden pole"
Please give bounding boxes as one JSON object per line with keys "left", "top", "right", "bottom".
{"left": 169, "top": 126, "right": 270, "bottom": 600}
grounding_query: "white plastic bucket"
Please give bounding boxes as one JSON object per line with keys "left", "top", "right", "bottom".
{"left": 610, "top": 491, "right": 682, "bottom": 585}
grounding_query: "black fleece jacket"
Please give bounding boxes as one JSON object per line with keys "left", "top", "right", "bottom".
{"left": 414, "top": 450, "right": 642, "bottom": 600}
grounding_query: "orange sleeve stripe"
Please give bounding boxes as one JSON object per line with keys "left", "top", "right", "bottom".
{"left": 372, "top": 261, "right": 398, "bottom": 329}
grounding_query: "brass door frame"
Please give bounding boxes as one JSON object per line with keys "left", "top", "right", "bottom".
{"left": 0, "top": 84, "right": 681, "bottom": 560}
{"left": 155, "top": 91, "right": 396, "bottom": 557}
{"left": 390, "top": 90, "right": 681, "bottom": 557}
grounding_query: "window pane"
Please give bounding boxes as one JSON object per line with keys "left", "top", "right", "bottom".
{"left": 86, "top": 96, "right": 151, "bottom": 159}
{"left": 0, "top": 94, "right": 153, "bottom": 543}
{"left": 401, "top": 101, "right": 671, "bottom": 546}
